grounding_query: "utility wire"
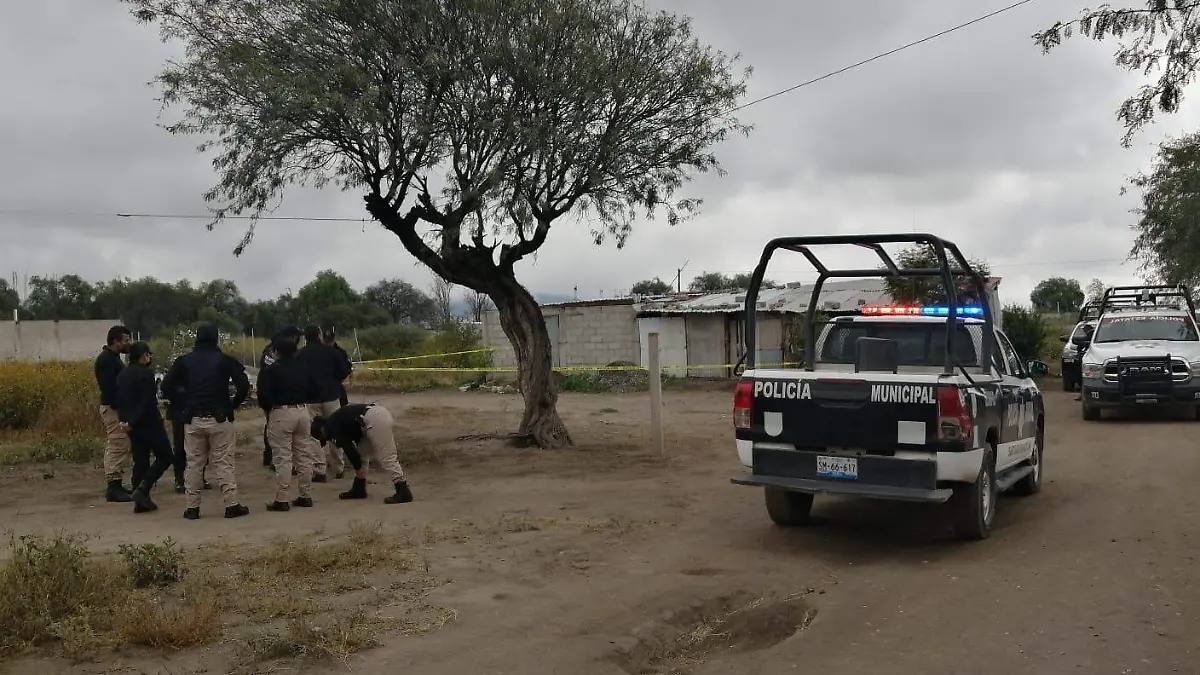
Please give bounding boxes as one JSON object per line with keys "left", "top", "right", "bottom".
{"left": 727, "top": 0, "right": 1042, "bottom": 114}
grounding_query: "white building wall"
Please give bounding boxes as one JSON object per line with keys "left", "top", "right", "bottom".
{"left": 637, "top": 317, "right": 688, "bottom": 378}
{"left": 0, "top": 319, "right": 120, "bottom": 362}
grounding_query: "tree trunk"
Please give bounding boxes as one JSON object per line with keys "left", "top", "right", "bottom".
{"left": 490, "top": 272, "right": 572, "bottom": 449}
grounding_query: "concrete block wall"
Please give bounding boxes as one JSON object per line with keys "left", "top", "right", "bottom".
{"left": 0, "top": 319, "right": 119, "bottom": 362}
{"left": 480, "top": 303, "right": 639, "bottom": 370}
{"left": 556, "top": 304, "right": 639, "bottom": 367}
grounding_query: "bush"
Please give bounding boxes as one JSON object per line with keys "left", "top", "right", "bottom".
{"left": 349, "top": 319, "right": 492, "bottom": 391}
{"left": 1002, "top": 305, "right": 1049, "bottom": 361}
{"left": 355, "top": 324, "right": 429, "bottom": 361}
{"left": 118, "top": 539, "right": 186, "bottom": 588}
{"left": 0, "top": 362, "right": 99, "bottom": 439}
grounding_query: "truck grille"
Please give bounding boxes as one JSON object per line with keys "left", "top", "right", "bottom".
{"left": 1103, "top": 357, "right": 1188, "bottom": 385}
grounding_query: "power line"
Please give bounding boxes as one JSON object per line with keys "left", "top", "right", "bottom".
{"left": 727, "top": 0, "right": 1042, "bottom": 114}
{"left": 0, "top": 206, "right": 364, "bottom": 222}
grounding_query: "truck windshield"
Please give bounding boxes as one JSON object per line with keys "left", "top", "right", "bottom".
{"left": 1093, "top": 315, "right": 1199, "bottom": 342}
{"left": 818, "top": 322, "right": 978, "bottom": 366}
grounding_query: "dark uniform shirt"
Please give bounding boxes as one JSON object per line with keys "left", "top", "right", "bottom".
{"left": 321, "top": 403, "right": 373, "bottom": 470}
{"left": 94, "top": 346, "right": 124, "bottom": 407}
{"left": 256, "top": 354, "right": 317, "bottom": 409}
{"left": 116, "top": 363, "right": 162, "bottom": 429}
{"left": 160, "top": 339, "right": 250, "bottom": 421}
{"left": 297, "top": 343, "right": 352, "bottom": 403}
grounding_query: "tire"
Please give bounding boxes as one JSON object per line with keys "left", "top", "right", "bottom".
{"left": 1011, "top": 419, "right": 1043, "bottom": 497}
{"left": 949, "top": 445, "right": 996, "bottom": 540}
{"left": 1081, "top": 403, "right": 1101, "bottom": 421}
{"left": 1193, "top": 405, "right": 1200, "bottom": 421}
{"left": 764, "top": 488, "right": 814, "bottom": 527}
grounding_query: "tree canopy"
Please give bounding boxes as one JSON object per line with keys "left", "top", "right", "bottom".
{"left": 1034, "top": 2, "right": 1200, "bottom": 147}
{"left": 631, "top": 278, "right": 673, "bottom": 295}
{"left": 1030, "top": 277, "right": 1085, "bottom": 313}
{"left": 125, "top": 0, "right": 750, "bottom": 448}
{"left": 688, "top": 272, "right": 778, "bottom": 293}
{"left": 883, "top": 245, "right": 991, "bottom": 305}
{"left": 1126, "top": 131, "right": 1200, "bottom": 286}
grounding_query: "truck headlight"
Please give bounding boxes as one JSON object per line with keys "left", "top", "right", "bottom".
{"left": 1082, "top": 363, "right": 1104, "bottom": 379}
{"left": 1189, "top": 360, "right": 1200, "bottom": 375}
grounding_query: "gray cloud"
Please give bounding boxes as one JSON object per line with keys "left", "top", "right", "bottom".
{"left": 0, "top": 0, "right": 1188, "bottom": 309}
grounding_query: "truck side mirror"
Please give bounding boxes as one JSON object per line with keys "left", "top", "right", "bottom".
{"left": 1071, "top": 334, "right": 1090, "bottom": 347}
{"left": 1059, "top": 334, "right": 1068, "bottom": 343}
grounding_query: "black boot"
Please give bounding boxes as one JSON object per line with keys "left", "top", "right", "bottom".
{"left": 292, "top": 496, "right": 314, "bottom": 508}
{"left": 174, "top": 473, "right": 185, "bottom": 494}
{"left": 130, "top": 484, "right": 158, "bottom": 513}
{"left": 265, "top": 500, "right": 291, "bottom": 512}
{"left": 384, "top": 481, "right": 414, "bottom": 504}
{"left": 183, "top": 507, "right": 200, "bottom": 520}
{"left": 225, "top": 504, "right": 250, "bottom": 519}
{"left": 312, "top": 473, "right": 327, "bottom": 483}
{"left": 339, "top": 477, "right": 368, "bottom": 500}
{"left": 262, "top": 448, "right": 272, "bottom": 468}
{"left": 105, "top": 480, "right": 132, "bottom": 503}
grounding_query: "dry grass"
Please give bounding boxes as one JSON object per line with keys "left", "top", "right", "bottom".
{"left": 243, "top": 612, "right": 383, "bottom": 662}
{"left": 248, "top": 520, "right": 417, "bottom": 578}
{"left": 0, "top": 362, "right": 103, "bottom": 465}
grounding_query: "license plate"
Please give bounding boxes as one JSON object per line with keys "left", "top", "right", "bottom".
{"left": 816, "top": 455, "right": 858, "bottom": 480}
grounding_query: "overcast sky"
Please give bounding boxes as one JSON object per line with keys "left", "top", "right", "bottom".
{"left": 1, "top": 0, "right": 1193, "bottom": 306}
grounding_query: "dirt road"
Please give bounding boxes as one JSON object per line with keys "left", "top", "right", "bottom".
{"left": 1, "top": 386, "right": 1197, "bottom": 674}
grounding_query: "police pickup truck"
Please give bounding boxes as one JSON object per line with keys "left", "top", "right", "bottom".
{"left": 1074, "top": 285, "right": 1200, "bottom": 421}
{"left": 731, "top": 234, "right": 1044, "bottom": 540}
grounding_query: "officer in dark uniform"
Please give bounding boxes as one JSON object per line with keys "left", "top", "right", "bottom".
{"left": 160, "top": 323, "right": 252, "bottom": 519}
{"left": 116, "top": 342, "right": 175, "bottom": 514}
{"left": 324, "top": 327, "right": 352, "bottom": 407}
{"left": 259, "top": 325, "right": 302, "bottom": 468}
{"left": 257, "top": 335, "right": 319, "bottom": 511}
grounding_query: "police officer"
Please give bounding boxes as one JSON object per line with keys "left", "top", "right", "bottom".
{"left": 310, "top": 403, "right": 413, "bottom": 504}
{"left": 324, "top": 327, "right": 352, "bottom": 407}
{"left": 160, "top": 323, "right": 252, "bottom": 520}
{"left": 259, "top": 326, "right": 301, "bottom": 468}
{"left": 257, "top": 334, "right": 319, "bottom": 511}
{"left": 95, "top": 324, "right": 133, "bottom": 502}
{"left": 298, "top": 325, "right": 351, "bottom": 482}
{"left": 116, "top": 342, "right": 174, "bottom": 514}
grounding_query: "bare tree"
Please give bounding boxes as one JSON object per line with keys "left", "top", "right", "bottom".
{"left": 431, "top": 277, "right": 455, "bottom": 323}
{"left": 464, "top": 288, "right": 493, "bottom": 322}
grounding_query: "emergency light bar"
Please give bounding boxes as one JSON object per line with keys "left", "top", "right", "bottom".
{"left": 860, "top": 304, "right": 984, "bottom": 317}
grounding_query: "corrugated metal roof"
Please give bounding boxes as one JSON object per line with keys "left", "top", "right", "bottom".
{"left": 636, "top": 279, "right": 891, "bottom": 315}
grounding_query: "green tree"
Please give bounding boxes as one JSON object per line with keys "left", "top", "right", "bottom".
{"left": 1122, "top": 132, "right": 1200, "bottom": 286}
{"left": 1002, "top": 305, "right": 1049, "bottom": 361}
{"left": 687, "top": 272, "right": 778, "bottom": 293}
{"left": 23, "top": 274, "right": 95, "bottom": 320}
{"left": 0, "top": 280, "right": 18, "bottom": 316}
{"left": 1034, "top": 3, "right": 1200, "bottom": 148}
{"left": 122, "top": 0, "right": 750, "bottom": 447}
{"left": 364, "top": 279, "right": 436, "bottom": 326}
{"left": 631, "top": 278, "right": 673, "bottom": 295}
{"left": 883, "top": 245, "right": 991, "bottom": 305}
{"left": 1030, "top": 277, "right": 1084, "bottom": 313}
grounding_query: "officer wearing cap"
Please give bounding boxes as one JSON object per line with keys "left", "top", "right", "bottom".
{"left": 259, "top": 325, "right": 302, "bottom": 468}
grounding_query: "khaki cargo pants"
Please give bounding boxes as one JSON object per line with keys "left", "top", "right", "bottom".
{"left": 267, "top": 405, "right": 314, "bottom": 502}
{"left": 184, "top": 416, "right": 240, "bottom": 509}
{"left": 360, "top": 405, "right": 406, "bottom": 485}
{"left": 307, "top": 400, "right": 345, "bottom": 475}
{"left": 99, "top": 405, "right": 129, "bottom": 481}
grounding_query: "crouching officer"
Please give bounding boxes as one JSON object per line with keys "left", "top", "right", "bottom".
{"left": 160, "top": 323, "right": 252, "bottom": 520}
{"left": 310, "top": 403, "right": 414, "bottom": 504}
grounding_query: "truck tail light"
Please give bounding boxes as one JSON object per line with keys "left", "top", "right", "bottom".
{"left": 733, "top": 380, "right": 753, "bottom": 430}
{"left": 936, "top": 384, "right": 973, "bottom": 443}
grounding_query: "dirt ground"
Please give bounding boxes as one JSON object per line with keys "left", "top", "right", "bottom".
{"left": 1, "top": 384, "right": 1198, "bottom": 674}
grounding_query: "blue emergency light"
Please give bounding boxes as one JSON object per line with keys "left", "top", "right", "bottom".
{"left": 860, "top": 304, "right": 984, "bottom": 317}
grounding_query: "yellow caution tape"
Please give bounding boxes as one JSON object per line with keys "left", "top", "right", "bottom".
{"left": 354, "top": 347, "right": 496, "bottom": 365}
{"left": 353, "top": 361, "right": 801, "bottom": 374}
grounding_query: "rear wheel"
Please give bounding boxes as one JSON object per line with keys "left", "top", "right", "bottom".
{"left": 1012, "top": 419, "right": 1043, "bottom": 496}
{"left": 950, "top": 445, "right": 996, "bottom": 540}
{"left": 764, "top": 488, "right": 814, "bottom": 526}
{"left": 1082, "top": 401, "right": 1101, "bottom": 421}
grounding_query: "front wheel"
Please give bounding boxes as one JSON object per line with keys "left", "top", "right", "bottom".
{"left": 764, "top": 488, "right": 814, "bottom": 527}
{"left": 949, "top": 445, "right": 996, "bottom": 540}
{"left": 1082, "top": 402, "right": 1101, "bottom": 421}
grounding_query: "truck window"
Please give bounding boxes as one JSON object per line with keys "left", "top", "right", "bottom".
{"left": 818, "top": 322, "right": 978, "bottom": 366}
{"left": 1092, "top": 315, "right": 1199, "bottom": 343}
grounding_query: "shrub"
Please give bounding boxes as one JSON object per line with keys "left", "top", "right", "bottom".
{"left": 0, "top": 361, "right": 99, "bottom": 439}
{"left": 355, "top": 324, "right": 429, "bottom": 361}
{"left": 118, "top": 539, "right": 186, "bottom": 588}
{"left": 1002, "top": 305, "right": 1049, "bottom": 361}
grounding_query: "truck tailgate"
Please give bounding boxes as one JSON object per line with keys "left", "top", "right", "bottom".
{"left": 748, "top": 374, "right": 943, "bottom": 450}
